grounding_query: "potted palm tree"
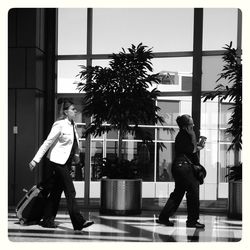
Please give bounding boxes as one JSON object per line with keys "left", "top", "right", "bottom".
{"left": 76, "top": 43, "right": 164, "bottom": 215}
{"left": 203, "top": 42, "right": 242, "bottom": 219}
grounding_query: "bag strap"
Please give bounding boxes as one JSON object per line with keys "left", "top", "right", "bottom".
{"left": 182, "top": 154, "right": 193, "bottom": 165}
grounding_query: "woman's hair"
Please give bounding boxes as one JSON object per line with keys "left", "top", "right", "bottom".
{"left": 57, "top": 99, "right": 74, "bottom": 120}
{"left": 176, "top": 114, "right": 192, "bottom": 129}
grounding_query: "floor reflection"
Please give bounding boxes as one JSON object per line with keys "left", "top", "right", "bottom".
{"left": 8, "top": 211, "right": 242, "bottom": 242}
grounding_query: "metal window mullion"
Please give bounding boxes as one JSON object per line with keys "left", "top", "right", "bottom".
{"left": 84, "top": 8, "right": 93, "bottom": 208}
{"left": 192, "top": 8, "right": 203, "bottom": 138}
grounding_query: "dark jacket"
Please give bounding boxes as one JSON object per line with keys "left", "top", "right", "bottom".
{"left": 174, "top": 129, "right": 200, "bottom": 165}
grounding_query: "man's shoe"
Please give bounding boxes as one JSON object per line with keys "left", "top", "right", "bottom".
{"left": 74, "top": 220, "right": 94, "bottom": 231}
{"left": 156, "top": 219, "right": 174, "bottom": 227}
{"left": 186, "top": 221, "right": 205, "bottom": 228}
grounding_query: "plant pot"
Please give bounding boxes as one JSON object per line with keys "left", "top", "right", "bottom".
{"left": 100, "top": 178, "right": 142, "bottom": 215}
{"left": 228, "top": 180, "right": 242, "bottom": 219}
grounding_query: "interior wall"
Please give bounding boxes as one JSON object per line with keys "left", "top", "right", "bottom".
{"left": 8, "top": 8, "right": 55, "bottom": 205}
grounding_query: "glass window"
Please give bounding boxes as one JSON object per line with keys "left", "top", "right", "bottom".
{"left": 157, "top": 100, "right": 179, "bottom": 126}
{"left": 151, "top": 57, "right": 193, "bottom": 91}
{"left": 71, "top": 140, "right": 86, "bottom": 181}
{"left": 58, "top": 8, "right": 87, "bottom": 55}
{"left": 203, "top": 8, "right": 238, "bottom": 51}
{"left": 106, "top": 141, "right": 118, "bottom": 160}
{"left": 219, "top": 103, "right": 234, "bottom": 183}
{"left": 156, "top": 142, "right": 174, "bottom": 182}
{"left": 93, "top": 8, "right": 194, "bottom": 54}
{"left": 91, "top": 141, "right": 103, "bottom": 181}
{"left": 57, "top": 60, "right": 85, "bottom": 93}
{"left": 107, "top": 130, "right": 118, "bottom": 140}
{"left": 202, "top": 56, "right": 228, "bottom": 91}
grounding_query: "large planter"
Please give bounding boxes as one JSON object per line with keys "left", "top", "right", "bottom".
{"left": 100, "top": 178, "right": 142, "bottom": 215}
{"left": 228, "top": 180, "right": 242, "bottom": 219}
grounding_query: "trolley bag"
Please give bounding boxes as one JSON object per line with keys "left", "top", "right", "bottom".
{"left": 16, "top": 185, "right": 46, "bottom": 225}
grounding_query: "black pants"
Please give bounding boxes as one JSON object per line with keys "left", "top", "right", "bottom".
{"left": 159, "top": 161, "right": 200, "bottom": 223}
{"left": 42, "top": 161, "right": 86, "bottom": 230}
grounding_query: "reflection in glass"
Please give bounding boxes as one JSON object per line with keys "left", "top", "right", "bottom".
{"left": 219, "top": 102, "right": 234, "bottom": 182}
{"left": 151, "top": 57, "right": 193, "bottom": 92}
{"left": 156, "top": 142, "right": 174, "bottom": 182}
{"left": 219, "top": 144, "right": 235, "bottom": 183}
{"left": 157, "top": 128, "right": 177, "bottom": 141}
{"left": 71, "top": 140, "right": 86, "bottom": 181}
{"left": 107, "top": 129, "right": 118, "bottom": 139}
{"left": 91, "top": 141, "right": 103, "bottom": 180}
{"left": 157, "top": 100, "right": 180, "bottom": 126}
{"left": 122, "top": 141, "right": 154, "bottom": 181}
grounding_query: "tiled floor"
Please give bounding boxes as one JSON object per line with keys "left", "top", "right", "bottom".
{"left": 8, "top": 210, "right": 242, "bottom": 242}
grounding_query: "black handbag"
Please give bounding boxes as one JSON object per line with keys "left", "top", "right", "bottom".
{"left": 183, "top": 155, "right": 207, "bottom": 185}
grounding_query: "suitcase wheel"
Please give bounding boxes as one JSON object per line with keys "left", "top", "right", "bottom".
{"left": 19, "top": 218, "right": 26, "bottom": 225}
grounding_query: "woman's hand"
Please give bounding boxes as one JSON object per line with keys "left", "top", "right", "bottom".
{"left": 29, "top": 160, "right": 37, "bottom": 171}
{"left": 74, "top": 154, "right": 80, "bottom": 164}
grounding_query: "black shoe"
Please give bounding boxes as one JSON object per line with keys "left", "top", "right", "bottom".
{"left": 74, "top": 220, "right": 94, "bottom": 231}
{"left": 156, "top": 219, "right": 174, "bottom": 227}
{"left": 186, "top": 221, "right": 205, "bottom": 228}
{"left": 40, "top": 220, "right": 57, "bottom": 228}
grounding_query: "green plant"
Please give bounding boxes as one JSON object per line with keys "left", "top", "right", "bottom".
{"left": 225, "top": 163, "right": 242, "bottom": 181}
{"left": 95, "top": 157, "right": 141, "bottom": 179}
{"left": 76, "top": 43, "right": 165, "bottom": 178}
{"left": 203, "top": 42, "right": 242, "bottom": 180}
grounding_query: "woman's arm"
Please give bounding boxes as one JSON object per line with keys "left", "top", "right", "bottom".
{"left": 29, "top": 121, "right": 62, "bottom": 170}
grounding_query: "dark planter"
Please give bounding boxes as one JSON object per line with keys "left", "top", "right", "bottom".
{"left": 100, "top": 178, "right": 142, "bottom": 215}
{"left": 228, "top": 180, "right": 242, "bottom": 219}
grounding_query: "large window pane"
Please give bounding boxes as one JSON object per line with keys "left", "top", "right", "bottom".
{"left": 91, "top": 141, "right": 103, "bottom": 181}
{"left": 93, "top": 8, "right": 194, "bottom": 54}
{"left": 57, "top": 60, "right": 85, "bottom": 93}
{"left": 58, "top": 9, "right": 87, "bottom": 55}
{"left": 152, "top": 57, "right": 193, "bottom": 91}
{"left": 157, "top": 100, "right": 180, "bottom": 126}
{"left": 202, "top": 56, "right": 228, "bottom": 91}
{"left": 203, "top": 8, "right": 238, "bottom": 50}
{"left": 156, "top": 142, "right": 174, "bottom": 182}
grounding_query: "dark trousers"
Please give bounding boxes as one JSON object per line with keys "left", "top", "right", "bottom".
{"left": 159, "top": 161, "right": 200, "bottom": 223}
{"left": 42, "top": 161, "right": 86, "bottom": 230}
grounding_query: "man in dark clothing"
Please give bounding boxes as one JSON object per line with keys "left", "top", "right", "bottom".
{"left": 157, "top": 114, "right": 206, "bottom": 228}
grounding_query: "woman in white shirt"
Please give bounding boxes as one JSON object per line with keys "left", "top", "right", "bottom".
{"left": 29, "top": 100, "right": 94, "bottom": 230}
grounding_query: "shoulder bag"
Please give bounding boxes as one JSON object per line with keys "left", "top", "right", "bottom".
{"left": 183, "top": 155, "right": 207, "bottom": 185}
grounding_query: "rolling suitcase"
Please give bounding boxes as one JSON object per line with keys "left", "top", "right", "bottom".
{"left": 16, "top": 184, "right": 46, "bottom": 225}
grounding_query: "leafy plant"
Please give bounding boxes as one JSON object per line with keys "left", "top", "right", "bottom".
{"left": 95, "top": 157, "right": 141, "bottom": 179}
{"left": 203, "top": 42, "right": 242, "bottom": 151}
{"left": 203, "top": 42, "right": 242, "bottom": 181}
{"left": 225, "top": 163, "right": 242, "bottom": 181}
{"left": 76, "top": 43, "right": 165, "bottom": 170}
